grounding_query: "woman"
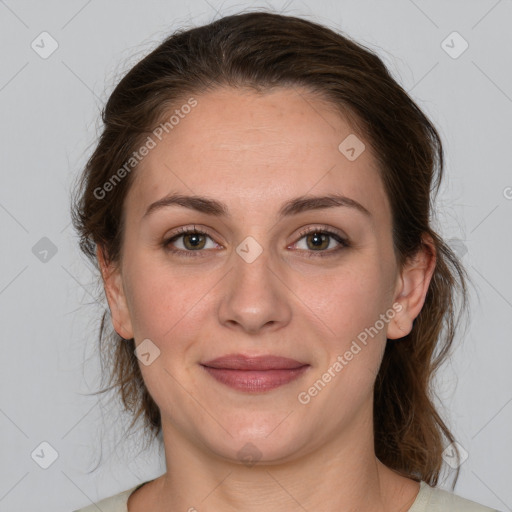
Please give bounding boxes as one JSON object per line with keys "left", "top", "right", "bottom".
{"left": 71, "top": 10, "right": 500, "bottom": 512}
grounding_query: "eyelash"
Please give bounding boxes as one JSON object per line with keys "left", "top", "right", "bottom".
{"left": 162, "top": 225, "right": 350, "bottom": 259}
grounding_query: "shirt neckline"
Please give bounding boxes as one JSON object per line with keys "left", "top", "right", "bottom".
{"left": 123, "top": 479, "right": 431, "bottom": 511}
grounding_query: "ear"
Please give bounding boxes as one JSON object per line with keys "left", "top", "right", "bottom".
{"left": 96, "top": 245, "right": 134, "bottom": 340}
{"left": 387, "top": 233, "right": 436, "bottom": 340}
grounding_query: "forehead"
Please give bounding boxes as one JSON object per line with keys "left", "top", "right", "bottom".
{"left": 125, "top": 86, "right": 390, "bottom": 227}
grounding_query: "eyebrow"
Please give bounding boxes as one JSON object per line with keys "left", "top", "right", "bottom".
{"left": 142, "top": 192, "right": 372, "bottom": 220}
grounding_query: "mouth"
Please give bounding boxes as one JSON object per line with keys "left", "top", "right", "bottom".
{"left": 200, "top": 354, "right": 310, "bottom": 392}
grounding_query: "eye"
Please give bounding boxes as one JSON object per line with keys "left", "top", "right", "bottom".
{"left": 162, "top": 226, "right": 220, "bottom": 257}
{"left": 290, "top": 226, "right": 350, "bottom": 258}
{"left": 162, "top": 225, "right": 350, "bottom": 258}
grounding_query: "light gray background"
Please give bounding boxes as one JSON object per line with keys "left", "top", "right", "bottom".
{"left": 1, "top": 1, "right": 511, "bottom": 511}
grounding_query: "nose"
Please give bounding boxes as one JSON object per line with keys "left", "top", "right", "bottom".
{"left": 217, "top": 241, "right": 292, "bottom": 335}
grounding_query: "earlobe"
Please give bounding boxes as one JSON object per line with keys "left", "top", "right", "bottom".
{"left": 96, "top": 245, "right": 134, "bottom": 340}
{"left": 387, "top": 234, "right": 436, "bottom": 340}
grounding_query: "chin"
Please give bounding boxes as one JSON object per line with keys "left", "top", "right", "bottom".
{"left": 204, "top": 420, "right": 312, "bottom": 466}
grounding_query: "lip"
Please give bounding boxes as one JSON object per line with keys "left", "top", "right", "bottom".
{"left": 202, "top": 354, "right": 307, "bottom": 370}
{"left": 200, "top": 354, "right": 310, "bottom": 392}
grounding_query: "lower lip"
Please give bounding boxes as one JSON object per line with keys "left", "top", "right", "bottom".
{"left": 201, "top": 365, "right": 309, "bottom": 392}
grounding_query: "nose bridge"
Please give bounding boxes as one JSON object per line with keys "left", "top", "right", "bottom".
{"left": 217, "top": 233, "right": 291, "bottom": 333}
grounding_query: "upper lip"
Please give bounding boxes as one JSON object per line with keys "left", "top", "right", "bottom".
{"left": 201, "top": 354, "right": 308, "bottom": 370}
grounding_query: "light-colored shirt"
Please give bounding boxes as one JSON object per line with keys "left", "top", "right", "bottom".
{"left": 72, "top": 479, "right": 501, "bottom": 511}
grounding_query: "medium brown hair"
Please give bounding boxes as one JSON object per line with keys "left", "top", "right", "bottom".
{"left": 71, "top": 10, "right": 469, "bottom": 485}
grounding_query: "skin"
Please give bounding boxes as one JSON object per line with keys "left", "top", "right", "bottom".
{"left": 97, "top": 86, "right": 436, "bottom": 512}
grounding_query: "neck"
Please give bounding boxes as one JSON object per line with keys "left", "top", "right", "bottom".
{"left": 144, "top": 409, "right": 419, "bottom": 512}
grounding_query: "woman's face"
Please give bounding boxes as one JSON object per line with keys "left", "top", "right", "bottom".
{"left": 101, "top": 86, "right": 431, "bottom": 464}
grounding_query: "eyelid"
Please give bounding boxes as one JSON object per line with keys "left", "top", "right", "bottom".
{"left": 294, "top": 224, "right": 348, "bottom": 243}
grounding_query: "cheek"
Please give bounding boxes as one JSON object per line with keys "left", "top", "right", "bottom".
{"left": 293, "top": 261, "right": 389, "bottom": 341}
{"left": 123, "top": 253, "right": 214, "bottom": 342}
{"left": 294, "top": 259, "right": 393, "bottom": 392}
